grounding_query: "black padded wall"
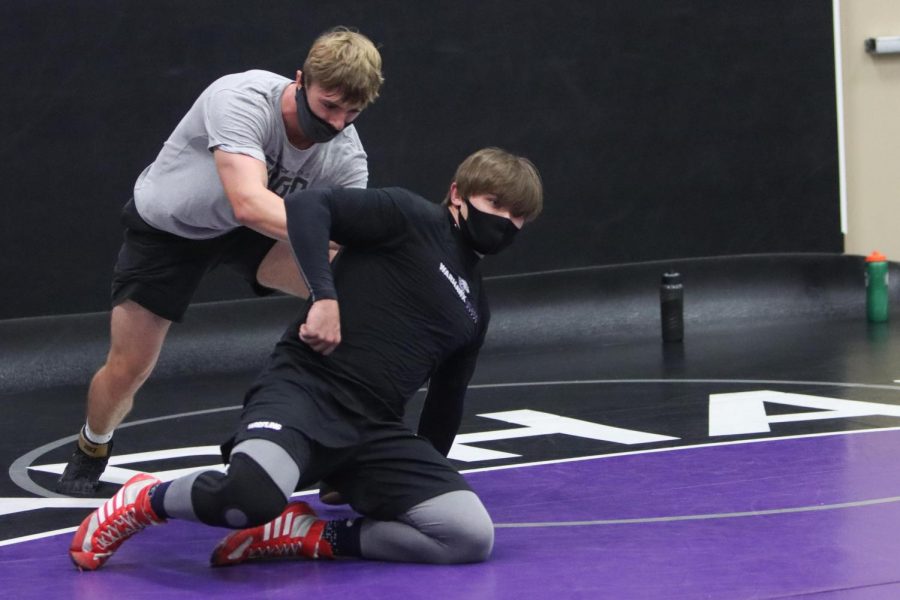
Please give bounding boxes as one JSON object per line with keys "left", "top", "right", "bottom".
{"left": 0, "top": 0, "right": 840, "bottom": 319}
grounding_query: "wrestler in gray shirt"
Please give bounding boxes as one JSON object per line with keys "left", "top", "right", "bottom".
{"left": 57, "top": 27, "right": 384, "bottom": 501}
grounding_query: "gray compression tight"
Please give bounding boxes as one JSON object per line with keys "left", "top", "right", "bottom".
{"left": 162, "top": 438, "right": 494, "bottom": 563}
{"left": 359, "top": 489, "right": 495, "bottom": 564}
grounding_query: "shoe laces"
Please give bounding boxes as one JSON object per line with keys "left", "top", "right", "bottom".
{"left": 95, "top": 507, "right": 151, "bottom": 551}
{"left": 249, "top": 540, "right": 305, "bottom": 559}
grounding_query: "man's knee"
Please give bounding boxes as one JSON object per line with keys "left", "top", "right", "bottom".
{"left": 105, "top": 302, "right": 170, "bottom": 384}
{"left": 446, "top": 500, "right": 494, "bottom": 563}
{"left": 192, "top": 453, "right": 288, "bottom": 528}
{"left": 412, "top": 490, "right": 494, "bottom": 563}
{"left": 103, "top": 349, "right": 157, "bottom": 385}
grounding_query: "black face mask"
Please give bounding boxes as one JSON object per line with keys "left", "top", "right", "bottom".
{"left": 295, "top": 85, "right": 341, "bottom": 144}
{"left": 457, "top": 198, "right": 520, "bottom": 255}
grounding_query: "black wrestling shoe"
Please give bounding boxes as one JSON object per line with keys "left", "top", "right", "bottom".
{"left": 55, "top": 430, "right": 113, "bottom": 497}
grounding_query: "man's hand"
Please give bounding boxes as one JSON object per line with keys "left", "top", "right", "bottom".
{"left": 299, "top": 299, "right": 341, "bottom": 355}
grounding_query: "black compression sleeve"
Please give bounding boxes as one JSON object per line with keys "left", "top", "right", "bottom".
{"left": 283, "top": 187, "right": 408, "bottom": 302}
{"left": 284, "top": 188, "right": 336, "bottom": 301}
{"left": 418, "top": 347, "right": 480, "bottom": 456}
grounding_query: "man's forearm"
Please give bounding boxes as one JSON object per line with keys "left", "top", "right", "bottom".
{"left": 284, "top": 189, "right": 336, "bottom": 301}
{"left": 231, "top": 189, "right": 289, "bottom": 241}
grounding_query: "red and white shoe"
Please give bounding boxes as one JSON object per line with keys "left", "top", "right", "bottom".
{"left": 210, "top": 501, "right": 333, "bottom": 567}
{"left": 69, "top": 473, "right": 164, "bottom": 570}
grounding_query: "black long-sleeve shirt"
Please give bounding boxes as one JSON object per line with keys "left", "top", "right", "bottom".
{"left": 270, "top": 186, "right": 488, "bottom": 456}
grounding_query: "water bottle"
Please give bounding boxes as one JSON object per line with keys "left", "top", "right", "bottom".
{"left": 866, "top": 251, "right": 889, "bottom": 323}
{"left": 660, "top": 272, "right": 684, "bottom": 342}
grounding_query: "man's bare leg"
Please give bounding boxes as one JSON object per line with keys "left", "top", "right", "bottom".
{"left": 256, "top": 241, "right": 311, "bottom": 298}
{"left": 56, "top": 301, "right": 171, "bottom": 496}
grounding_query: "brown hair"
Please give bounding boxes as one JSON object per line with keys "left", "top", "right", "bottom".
{"left": 303, "top": 27, "right": 384, "bottom": 107}
{"left": 444, "top": 148, "right": 543, "bottom": 222}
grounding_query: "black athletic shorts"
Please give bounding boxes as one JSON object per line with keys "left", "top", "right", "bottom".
{"left": 110, "top": 199, "right": 277, "bottom": 322}
{"left": 223, "top": 376, "right": 472, "bottom": 521}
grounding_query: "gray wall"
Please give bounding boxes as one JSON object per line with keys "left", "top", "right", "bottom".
{"left": 0, "top": 0, "right": 840, "bottom": 319}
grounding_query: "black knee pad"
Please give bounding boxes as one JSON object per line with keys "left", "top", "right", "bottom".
{"left": 191, "top": 452, "right": 287, "bottom": 528}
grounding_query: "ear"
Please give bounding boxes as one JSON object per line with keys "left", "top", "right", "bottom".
{"left": 449, "top": 182, "right": 464, "bottom": 208}
{"left": 295, "top": 70, "right": 304, "bottom": 87}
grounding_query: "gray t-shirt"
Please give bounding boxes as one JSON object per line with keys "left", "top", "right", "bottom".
{"left": 133, "top": 70, "right": 368, "bottom": 239}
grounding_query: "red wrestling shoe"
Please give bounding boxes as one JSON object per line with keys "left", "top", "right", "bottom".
{"left": 69, "top": 473, "right": 164, "bottom": 570}
{"left": 210, "top": 501, "right": 333, "bottom": 566}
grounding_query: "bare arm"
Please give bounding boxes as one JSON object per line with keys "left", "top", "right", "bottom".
{"left": 214, "top": 149, "right": 288, "bottom": 241}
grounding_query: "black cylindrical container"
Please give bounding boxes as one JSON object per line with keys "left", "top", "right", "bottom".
{"left": 660, "top": 272, "right": 684, "bottom": 343}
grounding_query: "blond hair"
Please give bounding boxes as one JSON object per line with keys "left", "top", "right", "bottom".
{"left": 303, "top": 27, "right": 384, "bottom": 107}
{"left": 444, "top": 148, "right": 543, "bottom": 222}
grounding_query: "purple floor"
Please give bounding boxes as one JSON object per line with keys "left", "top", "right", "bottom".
{"left": 4, "top": 428, "right": 900, "bottom": 599}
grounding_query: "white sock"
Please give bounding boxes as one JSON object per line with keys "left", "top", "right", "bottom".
{"left": 83, "top": 422, "right": 113, "bottom": 445}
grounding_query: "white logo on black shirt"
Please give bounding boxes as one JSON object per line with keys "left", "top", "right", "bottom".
{"left": 247, "top": 421, "right": 283, "bottom": 431}
{"left": 439, "top": 262, "right": 478, "bottom": 323}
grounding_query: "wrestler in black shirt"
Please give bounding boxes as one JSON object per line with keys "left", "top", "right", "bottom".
{"left": 69, "top": 148, "right": 543, "bottom": 571}
{"left": 268, "top": 186, "right": 488, "bottom": 455}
